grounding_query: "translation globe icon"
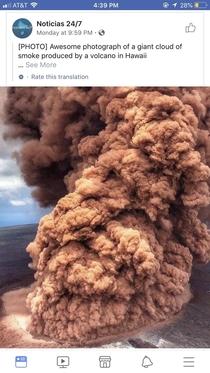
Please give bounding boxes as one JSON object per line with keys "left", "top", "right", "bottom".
{"left": 15, "top": 356, "right": 27, "bottom": 368}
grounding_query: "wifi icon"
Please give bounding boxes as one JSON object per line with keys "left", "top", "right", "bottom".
{"left": 30, "top": 2, "right": 38, "bottom": 7}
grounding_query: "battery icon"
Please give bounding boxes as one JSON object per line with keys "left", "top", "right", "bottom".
{"left": 194, "top": 2, "right": 208, "bottom": 7}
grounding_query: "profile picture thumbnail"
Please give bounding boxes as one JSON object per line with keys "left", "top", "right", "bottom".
{"left": 12, "top": 18, "right": 32, "bottom": 38}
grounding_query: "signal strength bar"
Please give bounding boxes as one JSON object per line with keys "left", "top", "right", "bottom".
{"left": 2, "top": 3, "right": 11, "bottom": 8}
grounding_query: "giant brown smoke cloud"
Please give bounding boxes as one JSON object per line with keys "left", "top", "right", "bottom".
{"left": 3, "top": 87, "right": 210, "bottom": 344}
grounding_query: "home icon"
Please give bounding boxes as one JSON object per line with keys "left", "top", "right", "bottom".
{"left": 99, "top": 356, "right": 111, "bottom": 368}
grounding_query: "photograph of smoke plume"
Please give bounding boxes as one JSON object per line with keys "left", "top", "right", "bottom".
{"left": 0, "top": 87, "right": 210, "bottom": 348}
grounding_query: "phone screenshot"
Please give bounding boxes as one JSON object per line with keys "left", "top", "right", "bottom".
{"left": 0, "top": 0, "right": 210, "bottom": 371}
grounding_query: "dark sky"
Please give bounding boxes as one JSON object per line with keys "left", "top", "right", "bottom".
{"left": 0, "top": 88, "right": 52, "bottom": 227}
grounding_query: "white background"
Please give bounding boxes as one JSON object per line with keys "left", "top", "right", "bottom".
{"left": 0, "top": 11, "right": 209, "bottom": 86}
{"left": 0, "top": 348, "right": 209, "bottom": 372}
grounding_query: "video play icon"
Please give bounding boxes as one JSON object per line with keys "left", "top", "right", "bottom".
{"left": 57, "top": 356, "right": 70, "bottom": 368}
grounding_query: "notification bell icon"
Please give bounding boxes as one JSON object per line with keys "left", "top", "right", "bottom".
{"left": 142, "top": 356, "right": 153, "bottom": 368}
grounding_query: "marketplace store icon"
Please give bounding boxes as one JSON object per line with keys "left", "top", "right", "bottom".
{"left": 12, "top": 18, "right": 32, "bottom": 38}
{"left": 99, "top": 356, "right": 111, "bottom": 368}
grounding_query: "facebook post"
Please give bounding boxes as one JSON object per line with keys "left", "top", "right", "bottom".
{"left": 0, "top": 1, "right": 210, "bottom": 372}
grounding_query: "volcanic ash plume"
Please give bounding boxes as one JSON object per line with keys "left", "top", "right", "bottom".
{"left": 4, "top": 87, "right": 210, "bottom": 344}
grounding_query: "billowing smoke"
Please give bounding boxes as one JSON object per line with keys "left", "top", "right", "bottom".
{"left": 4, "top": 87, "right": 210, "bottom": 344}
{"left": 3, "top": 87, "right": 106, "bottom": 206}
